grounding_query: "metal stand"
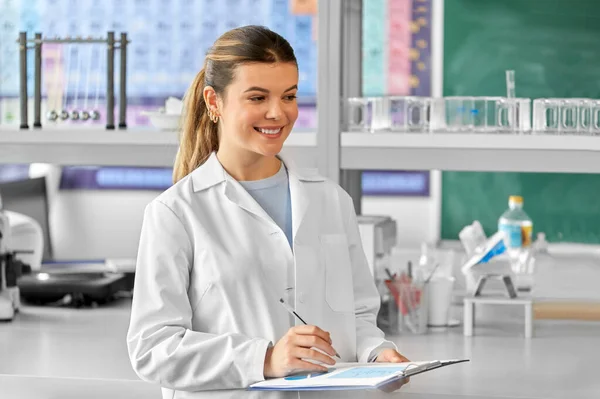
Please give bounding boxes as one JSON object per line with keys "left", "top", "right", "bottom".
{"left": 18, "top": 32, "right": 28, "bottom": 129}
{"left": 34, "top": 33, "right": 42, "bottom": 128}
{"left": 463, "top": 295, "right": 533, "bottom": 338}
{"left": 119, "top": 33, "right": 128, "bottom": 129}
{"left": 473, "top": 273, "right": 517, "bottom": 299}
{"left": 18, "top": 31, "right": 129, "bottom": 130}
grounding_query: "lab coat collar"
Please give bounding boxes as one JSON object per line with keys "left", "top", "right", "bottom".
{"left": 191, "top": 152, "right": 227, "bottom": 192}
{"left": 278, "top": 150, "right": 326, "bottom": 183}
{"left": 277, "top": 151, "right": 326, "bottom": 240}
{"left": 190, "top": 151, "right": 325, "bottom": 192}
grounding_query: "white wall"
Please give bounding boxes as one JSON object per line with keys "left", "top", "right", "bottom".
{"left": 30, "top": 164, "right": 156, "bottom": 260}
{"left": 49, "top": 190, "right": 156, "bottom": 260}
{"left": 28, "top": 158, "right": 440, "bottom": 260}
{"left": 47, "top": 185, "right": 439, "bottom": 260}
{"left": 362, "top": 170, "right": 441, "bottom": 246}
{"left": 28, "top": 153, "right": 442, "bottom": 260}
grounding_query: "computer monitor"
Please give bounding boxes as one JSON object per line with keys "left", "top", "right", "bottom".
{"left": 0, "top": 177, "right": 53, "bottom": 261}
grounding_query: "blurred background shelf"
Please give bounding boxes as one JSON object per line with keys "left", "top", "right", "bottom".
{"left": 341, "top": 132, "right": 600, "bottom": 173}
{"left": 5, "top": 128, "right": 598, "bottom": 173}
{"left": 0, "top": 128, "right": 317, "bottom": 167}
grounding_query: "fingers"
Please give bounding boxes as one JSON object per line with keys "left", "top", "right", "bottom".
{"left": 292, "top": 334, "right": 337, "bottom": 358}
{"left": 392, "top": 353, "right": 410, "bottom": 363}
{"left": 289, "top": 325, "right": 340, "bottom": 361}
{"left": 294, "top": 347, "right": 336, "bottom": 366}
{"left": 378, "top": 376, "right": 410, "bottom": 393}
{"left": 376, "top": 349, "right": 410, "bottom": 363}
{"left": 268, "top": 326, "right": 340, "bottom": 378}
{"left": 289, "top": 358, "right": 329, "bottom": 374}
{"left": 291, "top": 325, "right": 332, "bottom": 344}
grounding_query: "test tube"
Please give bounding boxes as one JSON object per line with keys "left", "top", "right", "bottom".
{"left": 505, "top": 70, "right": 517, "bottom": 132}
{"left": 506, "top": 70, "right": 515, "bottom": 99}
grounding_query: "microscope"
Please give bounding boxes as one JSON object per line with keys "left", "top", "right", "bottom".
{"left": 0, "top": 194, "right": 32, "bottom": 321}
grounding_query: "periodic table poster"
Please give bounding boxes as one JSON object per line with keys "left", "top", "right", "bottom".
{"left": 362, "top": 0, "right": 431, "bottom": 97}
{"left": 0, "top": 0, "right": 318, "bottom": 127}
{"left": 0, "top": 0, "right": 432, "bottom": 195}
{"left": 361, "top": 0, "right": 432, "bottom": 196}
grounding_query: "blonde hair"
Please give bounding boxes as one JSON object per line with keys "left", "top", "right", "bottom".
{"left": 173, "top": 26, "right": 297, "bottom": 183}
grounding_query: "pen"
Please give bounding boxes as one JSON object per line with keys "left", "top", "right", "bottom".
{"left": 279, "top": 298, "right": 342, "bottom": 359}
{"left": 384, "top": 268, "right": 396, "bottom": 280}
{"left": 424, "top": 262, "right": 440, "bottom": 284}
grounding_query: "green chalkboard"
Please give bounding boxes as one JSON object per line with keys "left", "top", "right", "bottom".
{"left": 441, "top": 0, "right": 600, "bottom": 243}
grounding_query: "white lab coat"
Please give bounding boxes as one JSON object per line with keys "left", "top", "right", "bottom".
{"left": 127, "top": 152, "right": 397, "bottom": 397}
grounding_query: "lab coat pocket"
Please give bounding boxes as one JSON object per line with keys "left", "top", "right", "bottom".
{"left": 321, "top": 234, "right": 354, "bottom": 313}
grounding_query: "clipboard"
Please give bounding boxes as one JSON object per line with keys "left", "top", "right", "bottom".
{"left": 248, "top": 359, "right": 469, "bottom": 391}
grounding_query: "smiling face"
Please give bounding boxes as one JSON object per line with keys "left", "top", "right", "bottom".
{"left": 207, "top": 62, "right": 299, "bottom": 161}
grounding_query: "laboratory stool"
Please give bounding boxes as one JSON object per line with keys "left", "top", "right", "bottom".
{"left": 463, "top": 296, "right": 533, "bottom": 338}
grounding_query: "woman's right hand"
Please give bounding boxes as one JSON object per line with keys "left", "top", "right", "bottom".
{"left": 263, "top": 325, "right": 338, "bottom": 378}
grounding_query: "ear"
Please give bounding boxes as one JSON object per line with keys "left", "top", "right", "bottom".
{"left": 203, "top": 86, "right": 220, "bottom": 115}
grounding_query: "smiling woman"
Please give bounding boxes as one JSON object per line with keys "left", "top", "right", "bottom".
{"left": 127, "top": 25, "right": 408, "bottom": 399}
{"left": 173, "top": 25, "right": 299, "bottom": 183}
{"left": 207, "top": 62, "right": 299, "bottom": 181}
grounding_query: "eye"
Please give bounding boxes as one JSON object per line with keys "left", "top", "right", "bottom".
{"left": 284, "top": 95, "right": 297, "bottom": 101}
{"left": 249, "top": 96, "right": 265, "bottom": 102}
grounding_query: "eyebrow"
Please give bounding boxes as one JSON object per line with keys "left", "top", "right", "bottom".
{"left": 244, "top": 85, "right": 298, "bottom": 94}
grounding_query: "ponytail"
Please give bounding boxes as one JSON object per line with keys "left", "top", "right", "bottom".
{"left": 173, "top": 66, "right": 219, "bottom": 183}
{"left": 172, "top": 25, "right": 297, "bottom": 183}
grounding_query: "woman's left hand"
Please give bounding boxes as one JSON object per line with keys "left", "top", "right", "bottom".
{"left": 374, "top": 348, "right": 412, "bottom": 391}
{"left": 374, "top": 348, "right": 410, "bottom": 363}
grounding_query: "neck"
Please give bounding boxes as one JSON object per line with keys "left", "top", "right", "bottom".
{"left": 216, "top": 148, "right": 281, "bottom": 182}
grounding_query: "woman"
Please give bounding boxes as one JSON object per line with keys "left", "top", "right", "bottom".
{"left": 127, "top": 25, "right": 409, "bottom": 395}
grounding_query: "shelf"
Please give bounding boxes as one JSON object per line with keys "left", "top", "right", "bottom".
{"left": 341, "top": 132, "right": 600, "bottom": 173}
{"left": 0, "top": 127, "right": 317, "bottom": 168}
{"left": 8, "top": 128, "right": 598, "bottom": 174}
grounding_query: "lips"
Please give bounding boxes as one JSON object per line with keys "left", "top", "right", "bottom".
{"left": 254, "top": 126, "right": 283, "bottom": 135}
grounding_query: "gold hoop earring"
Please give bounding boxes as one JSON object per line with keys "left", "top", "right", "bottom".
{"left": 208, "top": 109, "right": 219, "bottom": 124}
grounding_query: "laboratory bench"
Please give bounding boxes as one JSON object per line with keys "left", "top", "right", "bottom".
{"left": 1, "top": 298, "right": 599, "bottom": 399}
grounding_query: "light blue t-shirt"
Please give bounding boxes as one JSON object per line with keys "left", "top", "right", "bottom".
{"left": 238, "top": 163, "right": 293, "bottom": 249}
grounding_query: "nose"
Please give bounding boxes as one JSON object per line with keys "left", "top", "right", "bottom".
{"left": 265, "top": 99, "right": 284, "bottom": 121}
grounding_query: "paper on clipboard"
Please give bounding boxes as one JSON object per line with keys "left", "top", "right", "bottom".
{"left": 248, "top": 359, "right": 469, "bottom": 391}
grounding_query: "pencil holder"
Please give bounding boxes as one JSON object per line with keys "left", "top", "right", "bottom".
{"left": 384, "top": 277, "right": 428, "bottom": 334}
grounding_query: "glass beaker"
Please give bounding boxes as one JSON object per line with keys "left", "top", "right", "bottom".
{"left": 346, "top": 97, "right": 372, "bottom": 132}
{"left": 444, "top": 96, "right": 474, "bottom": 132}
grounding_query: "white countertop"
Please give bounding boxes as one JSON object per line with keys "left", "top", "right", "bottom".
{"left": 1, "top": 298, "right": 599, "bottom": 398}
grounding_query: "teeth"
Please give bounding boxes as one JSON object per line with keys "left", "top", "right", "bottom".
{"left": 258, "top": 128, "right": 281, "bottom": 135}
